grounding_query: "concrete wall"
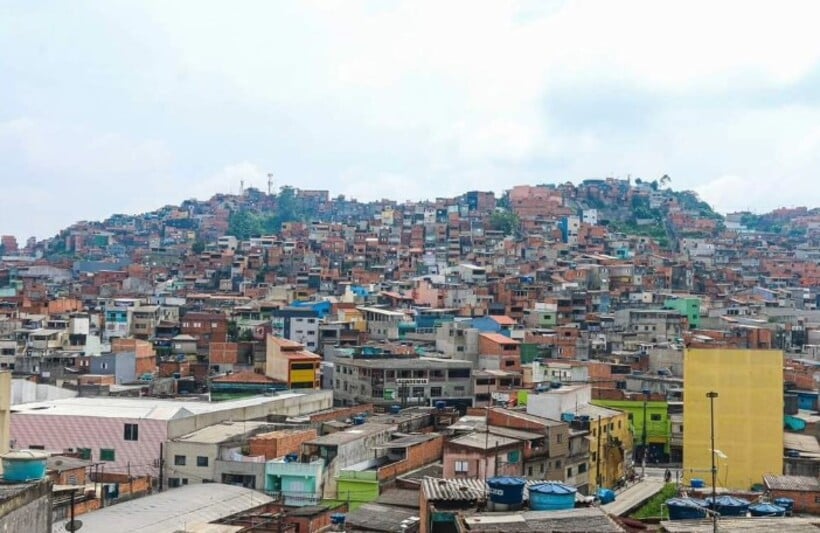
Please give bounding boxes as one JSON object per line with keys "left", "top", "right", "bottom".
{"left": 0, "top": 480, "right": 52, "bottom": 533}
{"left": 526, "top": 386, "right": 592, "bottom": 421}
{"left": 214, "top": 459, "right": 265, "bottom": 489}
{"left": 167, "top": 391, "right": 332, "bottom": 439}
{"left": 11, "top": 379, "right": 77, "bottom": 405}
{"left": 164, "top": 440, "right": 218, "bottom": 484}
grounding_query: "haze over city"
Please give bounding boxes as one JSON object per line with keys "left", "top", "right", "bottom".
{"left": 3, "top": 1, "right": 820, "bottom": 238}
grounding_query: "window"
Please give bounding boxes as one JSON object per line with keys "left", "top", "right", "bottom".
{"left": 174, "top": 455, "right": 186, "bottom": 466}
{"left": 124, "top": 423, "right": 139, "bottom": 441}
{"left": 454, "top": 460, "right": 469, "bottom": 473}
{"left": 430, "top": 387, "right": 442, "bottom": 397}
{"left": 100, "top": 449, "right": 115, "bottom": 461}
{"left": 539, "top": 463, "right": 545, "bottom": 473}
{"left": 504, "top": 359, "right": 515, "bottom": 367}
{"left": 650, "top": 414, "right": 662, "bottom": 422}
{"left": 556, "top": 434, "right": 563, "bottom": 443}
{"left": 579, "top": 463, "right": 587, "bottom": 473}
{"left": 29, "top": 445, "right": 44, "bottom": 450}
{"left": 168, "top": 478, "right": 181, "bottom": 488}
{"left": 182, "top": 478, "right": 189, "bottom": 485}
{"left": 591, "top": 452, "right": 597, "bottom": 463}
{"left": 592, "top": 428, "right": 596, "bottom": 437}
{"left": 197, "top": 456, "right": 209, "bottom": 467}
{"left": 567, "top": 467, "right": 573, "bottom": 477}
{"left": 555, "top": 460, "right": 561, "bottom": 468}
{"left": 527, "top": 466, "right": 533, "bottom": 476}
{"left": 78, "top": 448, "right": 92, "bottom": 460}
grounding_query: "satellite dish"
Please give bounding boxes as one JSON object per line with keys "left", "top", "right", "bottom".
{"left": 65, "top": 519, "right": 83, "bottom": 531}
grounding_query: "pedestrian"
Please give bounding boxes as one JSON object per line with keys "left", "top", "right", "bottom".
{"left": 664, "top": 468, "right": 671, "bottom": 483}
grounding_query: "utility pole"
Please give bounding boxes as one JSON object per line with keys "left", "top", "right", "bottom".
{"left": 596, "top": 416, "right": 602, "bottom": 490}
{"left": 642, "top": 388, "right": 650, "bottom": 479}
{"left": 707, "top": 391, "right": 719, "bottom": 533}
{"left": 159, "top": 442, "right": 164, "bottom": 492}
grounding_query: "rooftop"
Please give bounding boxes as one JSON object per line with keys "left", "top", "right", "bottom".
{"left": 52, "top": 483, "right": 272, "bottom": 533}
{"left": 345, "top": 502, "right": 420, "bottom": 533}
{"left": 11, "top": 393, "right": 308, "bottom": 420}
{"left": 173, "top": 421, "right": 275, "bottom": 444}
{"left": 337, "top": 357, "right": 471, "bottom": 369}
{"left": 305, "top": 423, "right": 394, "bottom": 446}
{"left": 763, "top": 474, "right": 820, "bottom": 492}
{"left": 479, "top": 332, "right": 520, "bottom": 345}
{"left": 660, "top": 517, "right": 820, "bottom": 533}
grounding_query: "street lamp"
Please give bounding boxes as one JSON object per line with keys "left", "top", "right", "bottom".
{"left": 642, "top": 388, "right": 650, "bottom": 479}
{"left": 706, "top": 391, "right": 719, "bottom": 533}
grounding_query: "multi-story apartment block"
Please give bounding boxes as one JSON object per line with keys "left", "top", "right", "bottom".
{"left": 332, "top": 357, "right": 473, "bottom": 409}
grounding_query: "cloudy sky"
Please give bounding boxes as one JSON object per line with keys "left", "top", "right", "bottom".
{"left": 3, "top": 1, "right": 820, "bottom": 240}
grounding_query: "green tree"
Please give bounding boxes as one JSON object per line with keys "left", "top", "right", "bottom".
{"left": 228, "top": 209, "right": 263, "bottom": 239}
{"left": 489, "top": 211, "right": 519, "bottom": 236}
{"left": 191, "top": 240, "right": 206, "bottom": 255}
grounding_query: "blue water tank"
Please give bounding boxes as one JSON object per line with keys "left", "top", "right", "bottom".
{"left": 390, "top": 405, "right": 402, "bottom": 415}
{"left": 486, "top": 477, "right": 526, "bottom": 510}
{"left": 560, "top": 412, "right": 575, "bottom": 423}
{"left": 666, "top": 498, "right": 708, "bottom": 520}
{"left": 597, "top": 488, "right": 616, "bottom": 504}
{"left": 749, "top": 502, "right": 786, "bottom": 517}
{"left": 330, "top": 513, "right": 346, "bottom": 525}
{"left": 2, "top": 450, "right": 48, "bottom": 482}
{"left": 690, "top": 478, "right": 705, "bottom": 488}
{"left": 705, "top": 495, "right": 750, "bottom": 517}
{"left": 774, "top": 497, "right": 794, "bottom": 514}
{"left": 435, "top": 400, "right": 446, "bottom": 410}
{"left": 284, "top": 453, "right": 298, "bottom": 463}
{"left": 528, "top": 482, "right": 577, "bottom": 511}
{"left": 352, "top": 415, "right": 365, "bottom": 425}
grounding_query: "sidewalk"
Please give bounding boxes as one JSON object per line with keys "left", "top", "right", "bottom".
{"left": 601, "top": 478, "right": 666, "bottom": 516}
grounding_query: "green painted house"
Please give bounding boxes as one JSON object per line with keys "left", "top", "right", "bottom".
{"left": 592, "top": 399, "right": 671, "bottom": 461}
{"left": 663, "top": 297, "right": 700, "bottom": 329}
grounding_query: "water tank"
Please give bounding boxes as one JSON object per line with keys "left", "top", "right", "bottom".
{"left": 596, "top": 488, "right": 616, "bottom": 504}
{"left": 352, "top": 415, "right": 365, "bottom": 425}
{"left": 528, "top": 482, "right": 577, "bottom": 511}
{"left": 330, "top": 512, "right": 346, "bottom": 531}
{"left": 774, "top": 497, "right": 794, "bottom": 515}
{"left": 284, "top": 453, "right": 298, "bottom": 463}
{"left": 666, "top": 498, "right": 708, "bottom": 520}
{"left": 749, "top": 502, "right": 786, "bottom": 517}
{"left": 705, "top": 495, "right": 750, "bottom": 517}
{"left": 390, "top": 405, "right": 401, "bottom": 415}
{"left": 2, "top": 450, "right": 48, "bottom": 482}
{"left": 486, "top": 477, "right": 526, "bottom": 511}
{"left": 560, "top": 412, "right": 575, "bottom": 423}
{"left": 690, "top": 478, "right": 705, "bottom": 488}
{"left": 435, "top": 400, "right": 446, "bottom": 410}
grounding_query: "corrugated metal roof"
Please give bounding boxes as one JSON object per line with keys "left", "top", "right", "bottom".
{"left": 51, "top": 483, "right": 272, "bottom": 533}
{"left": 421, "top": 478, "right": 568, "bottom": 502}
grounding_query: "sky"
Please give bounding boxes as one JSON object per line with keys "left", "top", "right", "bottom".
{"left": 3, "top": 1, "right": 820, "bottom": 240}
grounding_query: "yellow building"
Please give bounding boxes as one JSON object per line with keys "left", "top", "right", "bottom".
{"left": 683, "top": 349, "right": 783, "bottom": 491}
{"left": 526, "top": 385, "right": 632, "bottom": 491}
{"left": 265, "top": 335, "right": 321, "bottom": 390}
{"left": 585, "top": 404, "right": 633, "bottom": 491}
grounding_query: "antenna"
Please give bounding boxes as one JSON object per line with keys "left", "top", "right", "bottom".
{"left": 240, "top": 180, "right": 245, "bottom": 196}
{"left": 267, "top": 173, "right": 274, "bottom": 196}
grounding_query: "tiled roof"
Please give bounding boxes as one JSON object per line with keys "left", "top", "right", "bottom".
{"left": 763, "top": 474, "right": 820, "bottom": 492}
